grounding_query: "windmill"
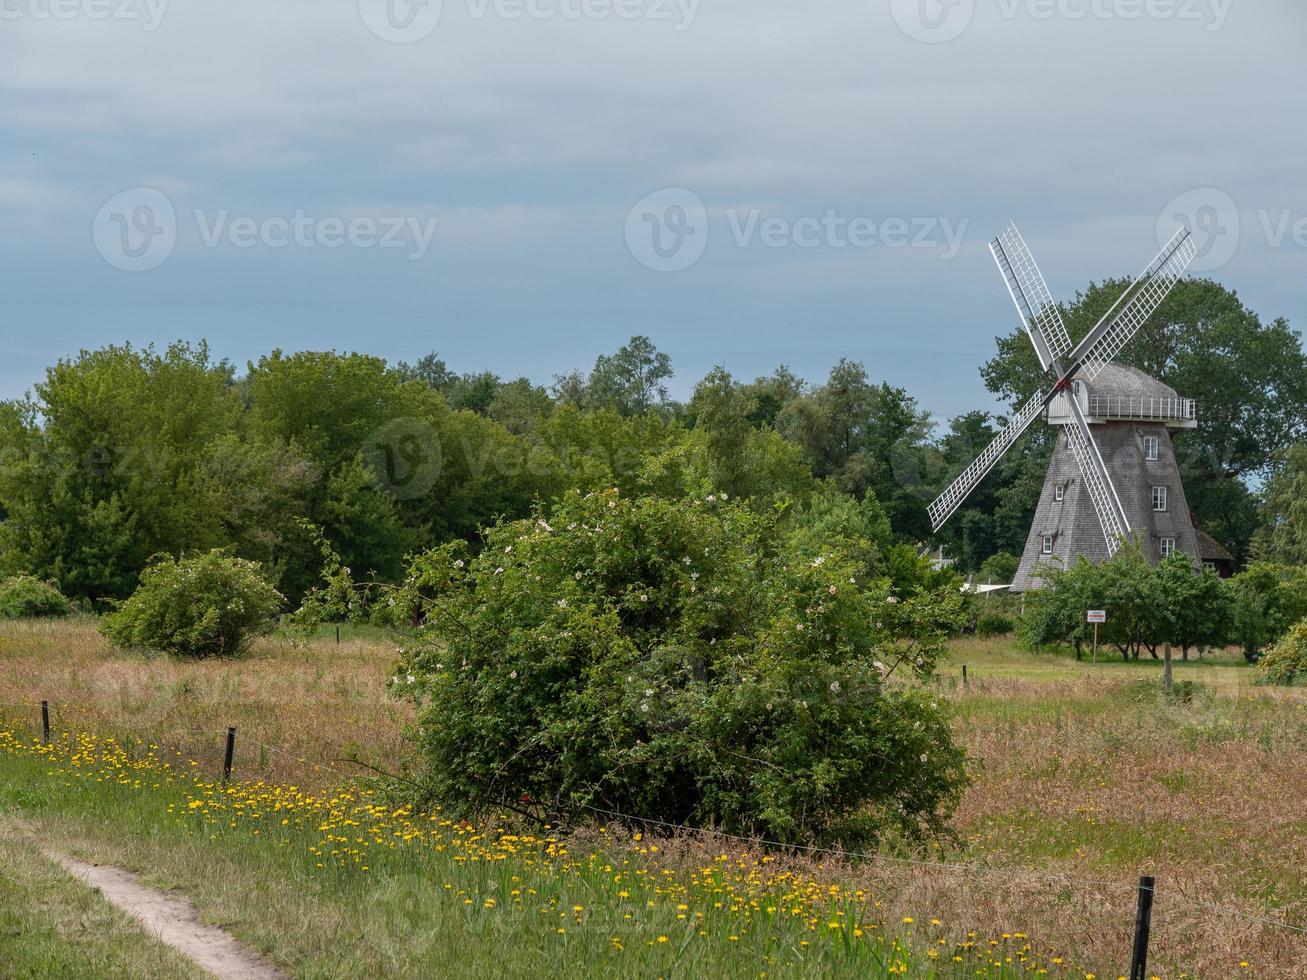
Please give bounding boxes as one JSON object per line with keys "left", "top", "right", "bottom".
{"left": 929, "top": 222, "right": 1199, "bottom": 587}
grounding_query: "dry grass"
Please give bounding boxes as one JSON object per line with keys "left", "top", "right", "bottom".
{"left": 0, "top": 618, "right": 415, "bottom": 785}
{"left": 2, "top": 619, "right": 1304, "bottom": 978}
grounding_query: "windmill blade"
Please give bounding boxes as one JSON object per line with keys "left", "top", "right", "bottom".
{"left": 1069, "top": 228, "right": 1197, "bottom": 380}
{"left": 1063, "top": 396, "right": 1131, "bottom": 555}
{"left": 991, "top": 222, "right": 1074, "bottom": 372}
{"left": 928, "top": 392, "right": 1047, "bottom": 532}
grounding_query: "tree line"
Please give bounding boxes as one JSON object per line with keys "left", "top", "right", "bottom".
{"left": 0, "top": 278, "right": 1303, "bottom": 608}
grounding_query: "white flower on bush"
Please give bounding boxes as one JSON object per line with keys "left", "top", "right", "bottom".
{"left": 504, "top": 546, "right": 512, "bottom": 554}
{"left": 706, "top": 494, "right": 716, "bottom": 502}
{"left": 453, "top": 559, "right": 464, "bottom": 569}
{"left": 873, "top": 661, "right": 887, "bottom": 678}
{"left": 574, "top": 571, "right": 583, "bottom": 580}
{"left": 510, "top": 670, "right": 518, "bottom": 679}
{"left": 639, "top": 594, "right": 648, "bottom": 603}
{"left": 829, "top": 680, "right": 841, "bottom": 694}
{"left": 886, "top": 595, "right": 900, "bottom": 604}
{"left": 644, "top": 689, "right": 653, "bottom": 697}
{"left": 828, "top": 585, "right": 837, "bottom": 595}
{"left": 494, "top": 567, "right": 504, "bottom": 575}
{"left": 919, "top": 753, "right": 928, "bottom": 763}
{"left": 557, "top": 599, "right": 567, "bottom": 609}
{"left": 810, "top": 556, "right": 825, "bottom": 567}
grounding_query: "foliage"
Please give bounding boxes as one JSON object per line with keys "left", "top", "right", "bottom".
{"left": 1257, "top": 619, "right": 1307, "bottom": 686}
{"left": 309, "top": 489, "right": 969, "bottom": 847}
{"left": 1021, "top": 545, "right": 1234, "bottom": 659}
{"left": 1229, "top": 562, "right": 1307, "bottom": 662}
{"left": 100, "top": 550, "right": 284, "bottom": 656}
{"left": 978, "top": 551, "right": 1019, "bottom": 585}
{"left": 1253, "top": 442, "right": 1307, "bottom": 565}
{"left": 0, "top": 575, "right": 70, "bottom": 619}
{"left": 975, "top": 610, "right": 1015, "bottom": 637}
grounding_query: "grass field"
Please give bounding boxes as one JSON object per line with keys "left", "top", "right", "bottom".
{"left": 1, "top": 619, "right": 1303, "bottom": 978}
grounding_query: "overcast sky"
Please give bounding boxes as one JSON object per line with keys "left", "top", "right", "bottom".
{"left": 2, "top": 0, "right": 1304, "bottom": 424}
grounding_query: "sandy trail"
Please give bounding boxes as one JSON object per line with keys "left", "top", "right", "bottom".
{"left": 46, "top": 851, "right": 285, "bottom": 980}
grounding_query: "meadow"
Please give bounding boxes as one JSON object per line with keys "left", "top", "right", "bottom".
{"left": 1, "top": 619, "right": 1303, "bottom": 978}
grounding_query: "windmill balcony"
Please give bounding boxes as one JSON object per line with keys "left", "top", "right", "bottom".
{"left": 1047, "top": 385, "right": 1198, "bottom": 429}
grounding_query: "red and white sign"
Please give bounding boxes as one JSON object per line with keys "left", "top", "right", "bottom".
{"left": 1087, "top": 610, "right": 1107, "bottom": 624}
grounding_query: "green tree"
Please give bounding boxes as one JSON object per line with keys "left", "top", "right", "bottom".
{"left": 584, "top": 336, "right": 674, "bottom": 416}
{"left": 1254, "top": 442, "right": 1307, "bottom": 566}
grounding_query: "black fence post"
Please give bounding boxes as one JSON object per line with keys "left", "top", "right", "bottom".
{"left": 962, "top": 664, "right": 969, "bottom": 691}
{"left": 222, "top": 727, "right": 236, "bottom": 782}
{"left": 335, "top": 624, "right": 340, "bottom": 645}
{"left": 41, "top": 700, "right": 50, "bottom": 744}
{"left": 1130, "top": 875, "right": 1155, "bottom": 980}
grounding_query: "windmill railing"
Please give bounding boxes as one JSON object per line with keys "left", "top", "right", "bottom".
{"left": 1086, "top": 394, "right": 1196, "bottom": 423}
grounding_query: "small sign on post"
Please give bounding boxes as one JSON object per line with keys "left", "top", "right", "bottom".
{"left": 1087, "top": 610, "right": 1106, "bottom": 662}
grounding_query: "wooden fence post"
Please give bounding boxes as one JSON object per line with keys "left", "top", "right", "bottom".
{"left": 41, "top": 700, "right": 50, "bottom": 743}
{"left": 222, "top": 727, "right": 236, "bottom": 782}
{"left": 1130, "top": 876, "right": 1156, "bottom": 980}
{"left": 1163, "top": 644, "right": 1173, "bottom": 694}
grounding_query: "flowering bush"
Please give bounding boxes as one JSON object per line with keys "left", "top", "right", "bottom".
{"left": 0, "top": 575, "right": 71, "bottom": 619}
{"left": 1257, "top": 619, "right": 1307, "bottom": 687}
{"left": 352, "top": 489, "right": 967, "bottom": 847}
{"left": 100, "top": 550, "right": 284, "bottom": 657}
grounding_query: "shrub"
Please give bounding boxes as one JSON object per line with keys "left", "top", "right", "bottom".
{"left": 975, "top": 610, "right": 1015, "bottom": 637}
{"left": 100, "top": 550, "right": 284, "bottom": 657}
{"left": 1230, "top": 563, "right": 1307, "bottom": 663}
{"left": 316, "top": 489, "right": 969, "bottom": 848}
{"left": 0, "top": 575, "right": 70, "bottom": 619}
{"left": 1257, "top": 619, "right": 1307, "bottom": 686}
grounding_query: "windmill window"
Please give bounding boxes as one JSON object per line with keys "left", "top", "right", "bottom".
{"left": 1204, "top": 561, "right": 1217, "bottom": 571}
{"left": 1042, "top": 535, "right": 1054, "bottom": 555}
{"left": 1054, "top": 484, "right": 1065, "bottom": 501}
{"left": 1143, "top": 436, "right": 1159, "bottom": 461}
{"left": 1152, "top": 486, "right": 1168, "bottom": 511}
{"left": 1160, "top": 537, "right": 1176, "bottom": 557}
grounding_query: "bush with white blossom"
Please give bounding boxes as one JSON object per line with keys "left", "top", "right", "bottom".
{"left": 313, "top": 489, "right": 968, "bottom": 846}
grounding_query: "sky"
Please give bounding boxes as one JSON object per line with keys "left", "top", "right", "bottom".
{"left": 2, "top": 0, "right": 1305, "bottom": 425}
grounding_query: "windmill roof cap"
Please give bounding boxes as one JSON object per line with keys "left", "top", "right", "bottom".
{"left": 1085, "top": 363, "right": 1183, "bottom": 401}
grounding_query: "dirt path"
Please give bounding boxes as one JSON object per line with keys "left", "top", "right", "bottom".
{"left": 46, "top": 851, "right": 286, "bottom": 980}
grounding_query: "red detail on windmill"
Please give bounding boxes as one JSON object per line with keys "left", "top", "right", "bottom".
{"left": 1054, "top": 377, "right": 1073, "bottom": 393}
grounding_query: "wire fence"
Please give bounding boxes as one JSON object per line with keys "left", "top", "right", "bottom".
{"left": 5, "top": 698, "right": 1305, "bottom": 964}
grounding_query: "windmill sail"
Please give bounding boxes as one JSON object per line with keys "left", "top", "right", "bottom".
{"left": 927, "top": 391, "right": 1047, "bottom": 531}
{"left": 1072, "top": 228, "right": 1197, "bottom": 380}
{"left": 1063, "top": 396, "right": 1131, "bottom": 554}
{"left": 991, "top": 223, "right": 1074, "bottom": 370}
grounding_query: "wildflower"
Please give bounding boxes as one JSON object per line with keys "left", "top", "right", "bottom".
{"left": 829, "top": 681, "right": 841, "bottom": 694}
{"left": 453, "top": 559, "right": 464, "bottom": 569}
{"left": 829, "top": 585, "right": 837, "bottom": 595}
{"left": 557, "top": 599, "right": 567, "bottom": 609}
{"left": 494, "top": 567, "right": 504, "bottom": 575}
{"left": 509, "top": 670, "right": 518, "bottom": 679}
{"left": 920, "top": 753, "right": 928, "bottom": 763}
{"left": 574, "top": 571, "right": 583, "bottom": 580}
{"left": 886, "top": 595, "right": 900, "bottom": 604}
{"left": 504, "top": 546, "right": 512, "bottom": 554}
